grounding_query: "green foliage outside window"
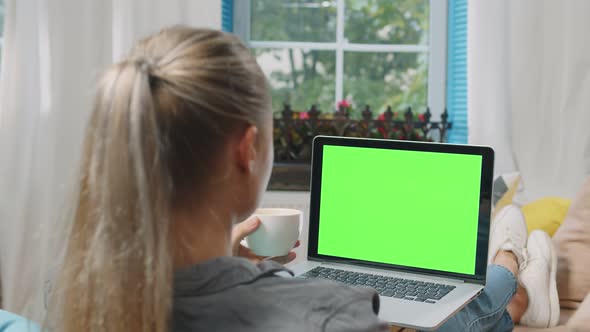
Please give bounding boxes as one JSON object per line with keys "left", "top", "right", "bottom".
{"left": 251, "top": 0, "right": 429, "bottom": 116}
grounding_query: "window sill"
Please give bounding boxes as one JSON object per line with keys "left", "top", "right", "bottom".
{"left": 268, "top": 163, "right": 310, "bottom": 191}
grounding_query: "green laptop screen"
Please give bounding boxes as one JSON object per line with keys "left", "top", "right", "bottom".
{"left": 317, "top": 145, "right": 483, "bottom": 275}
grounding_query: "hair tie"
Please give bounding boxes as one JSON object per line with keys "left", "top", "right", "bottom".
{"left": 134, "top": 56, "right": 156, "bottom": 74}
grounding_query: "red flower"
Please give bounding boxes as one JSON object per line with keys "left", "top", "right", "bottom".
{"left": 299, "top": 112, "right": 309, "bottom": 120}
{"left": 378, "top": 113, "right": 385, "bottom": 120}
{"left": 378, "top": 127, "right": 387, "bottom": 138}
{"left": 337, "top": 100, "right": 351, "bottom": 108}
{"left": 418, "top": 113, "right": 425, "bottom": 122}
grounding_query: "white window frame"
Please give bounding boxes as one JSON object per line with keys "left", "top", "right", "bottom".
{"left": 234, "top": 0, "right": 447, "bottom": 118}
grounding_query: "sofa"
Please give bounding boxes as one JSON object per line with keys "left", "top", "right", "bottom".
{"left": 514, "top": 296, "right": 589, "bottom": 331}
{"left": 515, "top": 176, "right": 590, "bottom": 331}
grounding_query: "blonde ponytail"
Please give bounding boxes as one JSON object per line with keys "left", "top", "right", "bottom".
{"left": 52, "top": 57, "right": 172, "bottom": 332}
{"left": 49, "top": 26, "right": 270, "bottom": 332}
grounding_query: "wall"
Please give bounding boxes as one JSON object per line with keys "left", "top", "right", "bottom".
{"left": 189, "top": 0, "right": 221, "bottom": 29}
{"left": 112, "top": 0, "right": 222, "bottom": 60}
{"left": 468, "top": 1, "right": 590, "bottom": 199}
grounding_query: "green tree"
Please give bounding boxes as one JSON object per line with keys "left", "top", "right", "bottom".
{"left": 251, "top": 0, "right": 429, "bottom": 116}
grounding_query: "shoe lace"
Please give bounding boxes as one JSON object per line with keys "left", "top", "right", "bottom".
{"left": 519, "top": 248, "right": 529, "bottom": 271}
{"left": 503, "top": 223, "right": 528, "bottom": 270}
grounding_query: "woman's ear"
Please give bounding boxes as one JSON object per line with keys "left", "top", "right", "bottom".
{"left": 237, "top": 125, "right": 258, "bottom": 174}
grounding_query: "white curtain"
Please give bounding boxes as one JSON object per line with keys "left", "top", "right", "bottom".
{"left": 0, "top": 0, "right": 220, "bottom": 322}
{"left": 469, "top": 0, "right": 590, "bottom": 201}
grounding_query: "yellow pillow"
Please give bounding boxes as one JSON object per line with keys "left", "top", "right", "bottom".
{"left": 492, "top": 177, "right": 521, "bottom": 220}
{"left": 522, "top": 197, "right": 571, "bottom": 236}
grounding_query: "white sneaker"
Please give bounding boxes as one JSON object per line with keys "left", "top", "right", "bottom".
{"left": 488, "top": 205, "right": 528, "bottom": 265}
{"left": 520, "top": 230, "right": 560, "bottom": 328}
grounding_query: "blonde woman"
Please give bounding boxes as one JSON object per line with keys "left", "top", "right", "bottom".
{"left": 49, "top": 26, "right": 558, "bottom": 332}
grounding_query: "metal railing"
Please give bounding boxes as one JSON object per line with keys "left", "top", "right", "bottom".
{"left": 269, "top": 103, "right": 453, "bottom": 190}
{"left": 273, "top": 104, "right": 452, "bottom": 163}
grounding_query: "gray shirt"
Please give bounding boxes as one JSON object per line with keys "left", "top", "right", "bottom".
{"left": 173, "top": 257, "right": 388, "bottom": 332}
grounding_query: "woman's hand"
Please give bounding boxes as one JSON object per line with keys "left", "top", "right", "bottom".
{"left": 231, "top": 216, "right": 300, "bottom": 265}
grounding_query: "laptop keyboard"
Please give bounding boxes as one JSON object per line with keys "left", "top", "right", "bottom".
{"left": 298, "top": 267, "right": 456, "bottom": 304}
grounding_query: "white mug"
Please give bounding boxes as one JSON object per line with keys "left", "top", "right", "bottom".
{"left": 246, "top": 208, "right": 301, "bottom": 257}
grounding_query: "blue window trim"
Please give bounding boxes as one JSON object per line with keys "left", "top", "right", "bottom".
{"left": 222, "top": 0, "right": 234, "bottom": 32}
{"left": 446, "top": 0, "right": 468, "bottom": 144}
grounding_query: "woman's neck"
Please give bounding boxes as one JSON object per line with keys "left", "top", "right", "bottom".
{"left": 171, "top": 205, "right": 235, "bottom": 269}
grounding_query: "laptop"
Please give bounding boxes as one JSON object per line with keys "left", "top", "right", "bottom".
{"left": 291, "top": 136, "right": 495, "bottom": 331}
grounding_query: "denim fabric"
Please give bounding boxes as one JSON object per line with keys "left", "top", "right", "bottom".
{"left": 430, "top": 265, "right": 517, "bottom": 332}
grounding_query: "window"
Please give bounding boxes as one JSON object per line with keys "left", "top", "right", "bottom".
{"left": 224, "top": 0, "right": 467, "bottom": 190}
{"left": 232, "top": 0, "right": 447, "bottom": 119}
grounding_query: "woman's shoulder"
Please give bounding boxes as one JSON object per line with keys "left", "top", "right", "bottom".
{"left": 173, "top": 258, "right": 385, "bottom": 332}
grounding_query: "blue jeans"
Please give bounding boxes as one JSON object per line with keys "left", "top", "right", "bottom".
{"left": 430, "top": 264, "right": 518, "bottom": 332}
